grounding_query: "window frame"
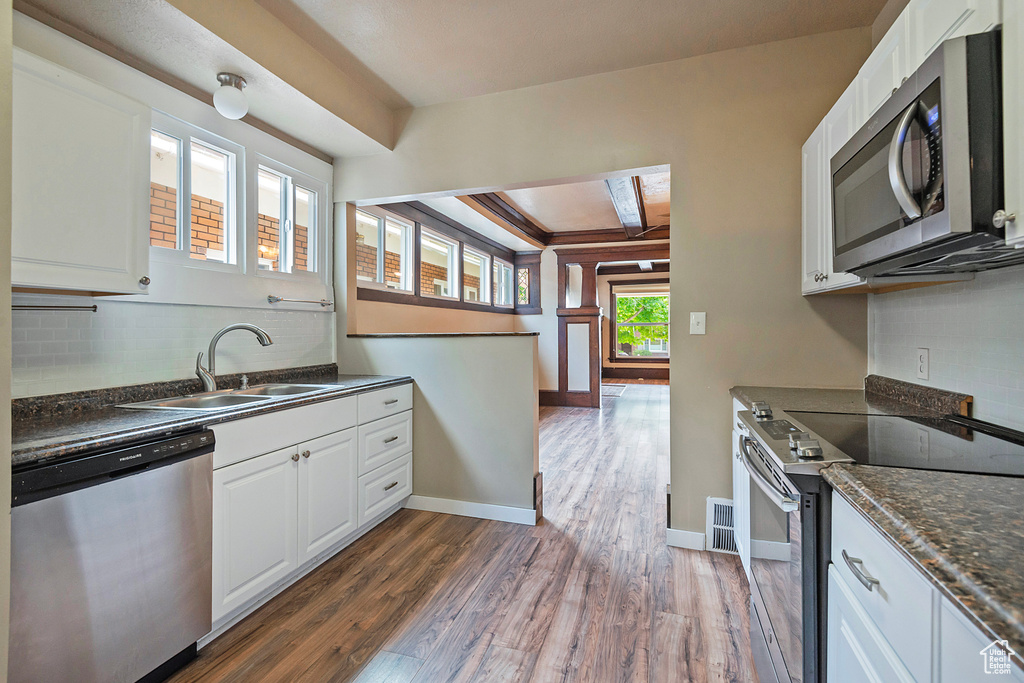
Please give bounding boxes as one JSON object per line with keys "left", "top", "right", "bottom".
{"left": 149, "top": 112, "right": 244, "bottom": 274}
{"left": 252, "top": 153, "right": 329, "bottom": 282}
{"left": 492, "top": 257, "right": 515, "bottom": 308}
{"left": 419, "top": 227, "right": 460, "bottom": 300}
{"left": 354, "top": 207, "right": 415, "bottom": 294}
{"left": 608, "top": 279, "right": 671, "bottom": 363}
{"left": 462, "top": 245, "right": 492, "bottom": 305}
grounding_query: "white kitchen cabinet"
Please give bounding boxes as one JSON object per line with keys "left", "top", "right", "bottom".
{"left": 939, "top": 599, "right": 1024, "bottom": 682}
{"left": 802, "top": 122, "right": 827, "bottom": 293}
{"left": 827, "top": 566, "right": 916, "bottom": 683}
{"left": 358, "top": 452, "right": 413, "bottom": 527}
{"left": 731, "top": 430, "right": 751, "bottom": 577}
{"left": 212, "top": 446, "right": 299, "bottom": 622}
{"left": 908, "top": 0, "right": 1000, "bottom": 66}
{"left": 858, "top": 12, "right": 911, "bottom": 123}
{"left": 12, "top": 49, "right": 151, "bottom": 295}
{"left": 1004, "top": 0, "right": 1024, "bottom": 247}
{"left": 298, "top": 429, "right": 358, "bottom": 565}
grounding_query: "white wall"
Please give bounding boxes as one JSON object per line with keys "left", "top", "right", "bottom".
{"left": 12, "top": 294, "right": 334, "bottom": 397}
{"left": 1, "top": 0, "right": 14, "bottom": 672}
{"left": 514, "top": 248, "right": 559, "bottom": 390}
{"left": 869, "top": 265, "right": 1024, "bottom": 430}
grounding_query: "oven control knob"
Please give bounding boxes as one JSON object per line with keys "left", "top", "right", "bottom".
{"left": 789, "top": 432, "right": 811, "bottom": 450}
{"left": 795, "top": 439, "right": 824, "bottom": 460}
{"left": 751, "top": 401, "right": 773, "bottom": 421}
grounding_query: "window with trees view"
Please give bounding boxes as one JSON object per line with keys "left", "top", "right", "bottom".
{"left": 613, "top": 292, "right": 669, "bottom": 359}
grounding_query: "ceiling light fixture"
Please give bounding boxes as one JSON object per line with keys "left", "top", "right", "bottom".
{"left": 213, "top": 73, "right": 248, "bottom": 120}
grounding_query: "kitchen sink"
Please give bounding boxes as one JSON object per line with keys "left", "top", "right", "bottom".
{"left": 233, "top": 383, "right": 332, "bottom": 397}
{"left": 119, "top": 392, "right": 275, "bottom": 411}
{"left": 117, "top": 383, "right": 334, "bottom": 411}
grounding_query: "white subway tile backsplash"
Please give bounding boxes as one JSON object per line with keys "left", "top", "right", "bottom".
{"left": 869, "top": 265, "right": 1024, "bottom": 430}
{"left": 11, "top": 294, "right": 335, "bottom": 398}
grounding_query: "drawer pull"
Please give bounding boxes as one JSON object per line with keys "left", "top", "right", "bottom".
{"left": 384, "top": 435, "right": 399, "bottom": 444}
{"left": 383, "top": 481, "right": 399, "bottom": 491}
{"left": 384, "top": 398, "right": 399, "bottom": 405}
{"left": 842, "top": 549, "right": 880, "bottom": 592}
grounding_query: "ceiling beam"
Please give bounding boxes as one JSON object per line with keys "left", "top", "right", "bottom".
{"left": 605, "top": 176, "right": 650, "bottom": 239}
{"left": 464, "top": 193, "right": 551, "bottom": 248}
{"left": 546, "top": 225, "right": 669, "bottom": 245}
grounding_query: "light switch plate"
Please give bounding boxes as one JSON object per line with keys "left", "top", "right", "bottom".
{"left": 690, "top": 312, "right": 706, "bottom": 335}
{"left": 916, "top": 348, "right": 929, "bottom": 380}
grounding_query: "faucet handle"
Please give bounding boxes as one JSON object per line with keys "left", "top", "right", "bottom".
{"left": 195, "top": 352, "right": 216, "bottom": 391}
{"left": 240, "top": 374, "right": 249, "bottom": 389}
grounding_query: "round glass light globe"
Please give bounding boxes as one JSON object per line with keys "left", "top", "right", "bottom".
{"left": 214, "top": 84, "right": 248, "bottom": 119}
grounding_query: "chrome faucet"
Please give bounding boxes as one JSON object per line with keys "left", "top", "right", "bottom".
{"left": 195, "top": 323, "right": 274, "bottom": 392}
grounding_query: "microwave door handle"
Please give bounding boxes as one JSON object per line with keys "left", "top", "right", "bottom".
{"left": 888, "top": 101, "right": 923, "bottom": 219}
{"left": 740, "top": 437, "right": 800, "bottom": 513}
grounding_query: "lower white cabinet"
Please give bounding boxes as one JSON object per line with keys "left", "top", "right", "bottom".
{"left": 827, "top": 566, "right": 915, "bottom": 683}
{"left": 212, "top": 445, "right": 300, "bottom": 621}
{"left": 939, "top": 599, "right": 1024, "bottom": 683}
{"left": 358, "top": 452, "right": 412, "bottom": 527}
{"left": 298, "top": 429, "right": 358, "bottom": 564}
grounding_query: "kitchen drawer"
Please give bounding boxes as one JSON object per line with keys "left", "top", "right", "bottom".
{"left": 213, "top": 396, "right": 357, "bottom": 469}
{"left": 831, "top": 494, "right": 935, "bottom": 681}
{"left": 358, "top": 452, "right": 412, "bottom": 527}
{"left": 358, "top": 384, "right": 412, "bottom": 425}
{"left": 358, "top": 410, "right": 412, "bottom": 475}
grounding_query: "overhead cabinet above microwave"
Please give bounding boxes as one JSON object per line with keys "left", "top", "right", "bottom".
{"left": 801, "top": 0, "right": 1001, "bottom": 295}
{"left": 11, "top": 49, "right": 151, "bottom": 296}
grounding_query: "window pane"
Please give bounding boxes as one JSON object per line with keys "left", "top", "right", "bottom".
{"left": 384, "top": 217, "right": 411, "bottom": 290}
{"left": 615, "top": 294, "right": 669, "bottom": 324}
{"left": 420, "top": 230, "right": 457, "bottom": 298}
{"left": 615, "top": 324, "right": 669, "bottom": 357}
{"left": 257, "top": 168, "right": 284, "bottom": 271}
{"left": 493, "top": 261, "right": 513, "bottom": 306}
{"left": 517, "top": 267, "right": 530, "bottom": 305}
{"left": 463, "top": 249, "right": 490, "bottom": 303}
{"left": 293, "top": 186, "right": 315, "bottom": 273}
{"left": 190, "top": 140, "right": 230, "bottom": 263}
{"left": 355, "top": 211, "right": 380, "bottom": 282}
{"left": 150, "top": 130, "right": 180, "bottom": 249}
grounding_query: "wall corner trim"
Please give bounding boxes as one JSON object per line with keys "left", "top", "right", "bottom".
{"left": 405, "top": 495, "right": 537, "bottom": 526}
{"left": 666, "top": 528, "right": 706, "bottom": 551}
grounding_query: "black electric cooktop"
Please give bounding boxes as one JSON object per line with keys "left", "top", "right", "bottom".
{"left": 788, "top": 411, "right": 1024, "bottom": 478}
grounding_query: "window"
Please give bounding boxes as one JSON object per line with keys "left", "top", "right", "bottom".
{"left": 517, "top": 267, "right": 530, "bottom": 305}
{"left": 614, "top": 292, "right": 670, "bottom": 359}
{"left": 149, "top": 126, "right": 239, "bottom": 265}
{"left": 257, "top": 165, "right": 319, "bottom": 274}
{"left": 493, "top": 259, "right": 514, "bottom": 307}
{"left": 420, "top": 228, "right": 459, "bottom": 298}
{"left": 463, "top": 247, "right": 491, "bottom": 303}
{"left": 355, "top": 209, "right": 413, "bottom": 291}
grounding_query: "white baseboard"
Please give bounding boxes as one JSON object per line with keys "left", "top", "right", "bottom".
{"left": 751, "top": 539, "right": 791, "bottom": 562}
{"left": 405, "top": 495, "right": 537, "bottom": 525}
{"left": 666, "top": 527, "right": 707, "bottom": 550}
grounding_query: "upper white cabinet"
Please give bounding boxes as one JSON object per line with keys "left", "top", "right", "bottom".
{"left": 908, "top": 0, "right": 1001, "bottom": 65}
{"left": 858, "top": 12, "right": 911, "bottom": 123}
{"left": 1004, "top": 0, "right": 1024, "bottom": 246}
{"left": 12, "top": 49, "right": 150, "bottom": 295}
{"left": 801, "top": 122, "right": 827, "bottom": 293}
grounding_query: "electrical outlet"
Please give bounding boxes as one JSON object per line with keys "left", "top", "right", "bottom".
{"left": 690, "top": 312, "right": 706, "bottom": 335}
{"left": 916, "top": 348, "right": 929, "bottom": 380}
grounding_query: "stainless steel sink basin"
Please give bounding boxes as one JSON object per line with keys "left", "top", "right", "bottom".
{"left": 119, "top": 392, "right": 275, "bottom": 411}
{"left": 233, "top": 383, "right": 332, "bottom": 397}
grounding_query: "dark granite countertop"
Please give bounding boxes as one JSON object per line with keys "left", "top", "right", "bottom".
{"left": 12, "top": 370, "right": 412, "bottom": 468}
{"left": 824, "top": 464, "right": 1024, "bottom": 660}
{"left": 729, "top": 385, "right": 939, "bottom": 417}
{"left": 347, "top": 332, "right": 539, "bottom": 338}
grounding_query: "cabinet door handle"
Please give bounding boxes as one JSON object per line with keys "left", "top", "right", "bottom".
{"left": 384, "top": 436, "right": 399, "bottom": 444}
{"left": 291, "top": 453, "right": 300, "bottom": 462}
{"left": 302, "top": 450, "right": 311, "bottom": 459}
{"left": 814, "top": 273, "right": 821, "bottom": 282}
{"left": 383, "top": 481, "right": 399, "bottom": 491}
{"left": 842, "top": 549, "right": 880, "bottom": 592}
{"left": 384, "top": 398, "right": 399, "bottom": 405}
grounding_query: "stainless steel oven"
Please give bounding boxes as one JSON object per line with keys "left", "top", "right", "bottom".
{"left": 830, "top": 30, "right": 1022, "bottom": 278}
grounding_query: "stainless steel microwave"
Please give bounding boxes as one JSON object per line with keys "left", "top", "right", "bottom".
{"left": 831, "top": 30, "right": 1024, "bottom": 278}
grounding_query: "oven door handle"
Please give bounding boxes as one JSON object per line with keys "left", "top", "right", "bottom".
{"left": 888, "top": 100, "right": 924, "bottom": 219}
{"left": 740, "top": 437, "right": 800, "bottom": 513}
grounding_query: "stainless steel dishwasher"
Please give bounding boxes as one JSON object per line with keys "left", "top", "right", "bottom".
{"left": 9, "top": 429, "right": 215, "bottom": 683}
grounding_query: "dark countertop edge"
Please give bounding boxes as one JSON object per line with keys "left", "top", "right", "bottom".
{"left": 347, "top": 332, "right": 540, "bottom": 337}
{"left": 13, "top": 376, "right": 413, "bottom": 467}
{"left": 729, "top": 385, "right": 863, "bottom": 406}
{"left": 823, "top": 465, "right": 1024, "bottom": 659}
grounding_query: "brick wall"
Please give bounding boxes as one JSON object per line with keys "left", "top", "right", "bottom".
{"left": 150, "top": 182, "right": 309, "bottom": 270}
{"left": 421, "top": 261, "right": 450, "bottom": 296}
{"left": 356, "top": 243, "right": 405, "bottom": 286}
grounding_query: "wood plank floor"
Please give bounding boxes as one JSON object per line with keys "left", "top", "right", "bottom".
{"left": 169, "top": 383, "right": 755, "bottom": 682}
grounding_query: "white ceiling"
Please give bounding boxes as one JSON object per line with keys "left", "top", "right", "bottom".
{"left": 500, "top": 181, "right": 621, "bottom": 233}
{"left": 264, "top": 0, "right": 886, "bottom": 107}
